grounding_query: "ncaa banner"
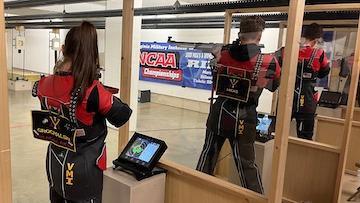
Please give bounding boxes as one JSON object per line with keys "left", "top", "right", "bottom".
{"left": 139, "top": 42, "right": 214, "bottom": 90}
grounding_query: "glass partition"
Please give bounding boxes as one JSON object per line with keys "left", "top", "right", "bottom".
{"left": 136, "top": 9, "right": 284, "bottom": 196}
{"left": 136, "top": 14, "right": 359, "bottom": 200}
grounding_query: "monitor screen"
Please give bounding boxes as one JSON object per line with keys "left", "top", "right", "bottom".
{"left": 256, "top": 116, "right": 272, "bottom": 135}
{"left": 125, "top": 137, "right": 161, "bottom": 163}
{"left": 118, "top": 132, "right": 167, "bottom": 170}
{"left": 256, "top": 114, "right": 276, "bottom": 136}
{"left": 319, "top": 91, "right": 342, "bottom": 105}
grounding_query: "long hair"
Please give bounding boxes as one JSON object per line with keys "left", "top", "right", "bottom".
{"left": 62, "top": 21, "right": 99, "bottom": 103}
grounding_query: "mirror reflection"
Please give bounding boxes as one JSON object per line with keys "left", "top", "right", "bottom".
{"left": 286, "top": 23, "right": 331, "bottom": 140}
{"left": 196, "top": 16, "right": 280, "bottom": 194}
{"left": 316, "top": 30, "right": 359, "bottom": 118}
{"left": 138, "top": 15, "right": 359, "bottom": 198}
{"left": 138, "top": 15, "right": 282, "bottom": 195}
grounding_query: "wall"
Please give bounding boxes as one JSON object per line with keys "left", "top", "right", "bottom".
{"left": 6, "top": 29, "right": 105, "bottom": 74}
{"left": 5, "top": 20, "right": 279, "bottom": 114}
{"left": 139, "top": 28, "right": 280, "bottom": 113}
{"left": 7, "top": 29, "right": 63, "bottom": 74}
{"left": 25, "top": 29, "right": 56, "bottom": 74}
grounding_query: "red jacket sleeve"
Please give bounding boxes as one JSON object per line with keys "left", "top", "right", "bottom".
{"left": 96, "top": 83, "right": 114, "bottom": 115}
{"left": 87, "top": 83, "right": 132, "bottom": 128}
{"left": 263, "top": 55, "right": 281, "bottom": 92}
{"left": 320, "top": 50, "right": 329, "bottom": 69}
{"left": 318, "top": 50, "right": 330, "bottom": 79}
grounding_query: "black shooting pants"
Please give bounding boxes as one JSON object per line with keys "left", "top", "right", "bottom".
{"left": 50, "top": 188, "right": 101, "bottom": 203}
{"left": 197, "top": 98, "right": 264, "bottom": 194}
{"left": 294, "top": 113, "right": 315, "bottom": 140}
{"left": 196, "top": 129, "right": 263, "bottom": 194}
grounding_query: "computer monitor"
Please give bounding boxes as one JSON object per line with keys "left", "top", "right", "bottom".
{"left": 116, "top": 132, "right": 167, "bottom": 171}
{"left": 256, "top": 114, "right": 276, "bottom": 142}
{"left": 318, "top": 91, "right": 342, "bottom": 108}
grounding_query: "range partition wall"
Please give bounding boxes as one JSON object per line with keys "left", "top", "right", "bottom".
{"left": 0, "top": 1, "right": 12, "bottom": 202}
{"left": 267, "top": 1, "right": 305, "bottom": 202}
{"left": 118, "top": 0, "right": 134, "bottom": 152}
{"left": 336, "top": 15, "right": 360, "bottom": 203}
{"left": 151, "top": 2, "right": 360, "bottom": 203}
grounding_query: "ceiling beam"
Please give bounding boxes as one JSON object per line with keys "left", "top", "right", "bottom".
{"left": 6, "top": 9, "right": 120, "bottom": 21}
{"left": 4, "top": 0, "right": 103, "bottom": 9}
{"left": 6, "top": 20, "right": 357, "bottom": 30}
{"left": 6, "top": 9, "right": 360, "bottom": 23}
{"left": 142, "top": 12, "right": 360, "bottom": 25}
{"left": 6, "top": 20, "right": 105, "bottom": 29}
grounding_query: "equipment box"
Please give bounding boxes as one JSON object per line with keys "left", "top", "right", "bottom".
{"left": 102, "top": 168, "right": 165, "bottom": 203}
{"left": 138, "top": 90, "right": 151, "bottom": 103}
{"left": 8, "top": 79, "right": 32, "bottom": 91}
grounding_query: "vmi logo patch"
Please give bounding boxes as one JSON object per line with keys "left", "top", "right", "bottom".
{"left": 66, "top": 163, "right": 75, "bottom": 186}
{"left": 238, "top": 120, "right": 245, "bottom": 135}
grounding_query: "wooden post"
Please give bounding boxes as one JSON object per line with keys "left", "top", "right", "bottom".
{"left": 119, "top": 0, "right": 134, "bottom": 152}
{"left": 333, "top": 15, "right": 360, "bottom": 203}
{"left": 269, "top": 1, "right": 305, "bottom": 203}
{"left": 0, "top": 0, "right": 13, "bottom": 202}
{"left": 305, "top": 3, "right": 360, "bottom": 12}
{"left": 271, "top": 22, "right": 286, "bottom": 116}
{"left": 277, "top": 22, "right": 286, "bottom": 48}
{"left": 223, "top": 11, "right": 232, "bottom": 44}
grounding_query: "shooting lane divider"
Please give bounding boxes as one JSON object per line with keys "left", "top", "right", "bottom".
{"left": 333, "top": 14, "right": 360, "bottom": 203}
{"left": 267, "top": 0, "right": 306, "bottom": 202}
{"left": 119, "top": 0, "right": 134, "bottom": 153}
{"left": 0, "top": 0, "right": 13, "bottom": 202}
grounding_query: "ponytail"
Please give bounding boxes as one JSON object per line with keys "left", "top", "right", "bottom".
{"left": 63, "top": 21, "right": 99, "bottom": 103}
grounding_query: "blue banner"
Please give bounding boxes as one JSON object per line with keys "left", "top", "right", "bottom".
{"left": 139, "top": 42, "right": 213, "bottom": 90}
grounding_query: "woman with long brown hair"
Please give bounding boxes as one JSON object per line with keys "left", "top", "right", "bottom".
{"left": 32, "top": 21, "right": 132, "bottom": 203}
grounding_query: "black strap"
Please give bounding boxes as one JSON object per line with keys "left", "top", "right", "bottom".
{"left": 307, "top": 48, "right": 319, "bottom": 68}
{"left": 252, "top": 54, "right": 264, "bottom": 81}
{"left": 69, "top": 88, "right": 81, "bottom": 126}
{"left": 32, "top": 81, "right": 39, "bottom": 97}
{"left": 210, "top": 58, "right": 217, "bottom": 71}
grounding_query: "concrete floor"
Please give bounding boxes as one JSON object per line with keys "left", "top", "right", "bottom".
{"left": 7, "top": 90, "right": 360, "bottom": 202}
